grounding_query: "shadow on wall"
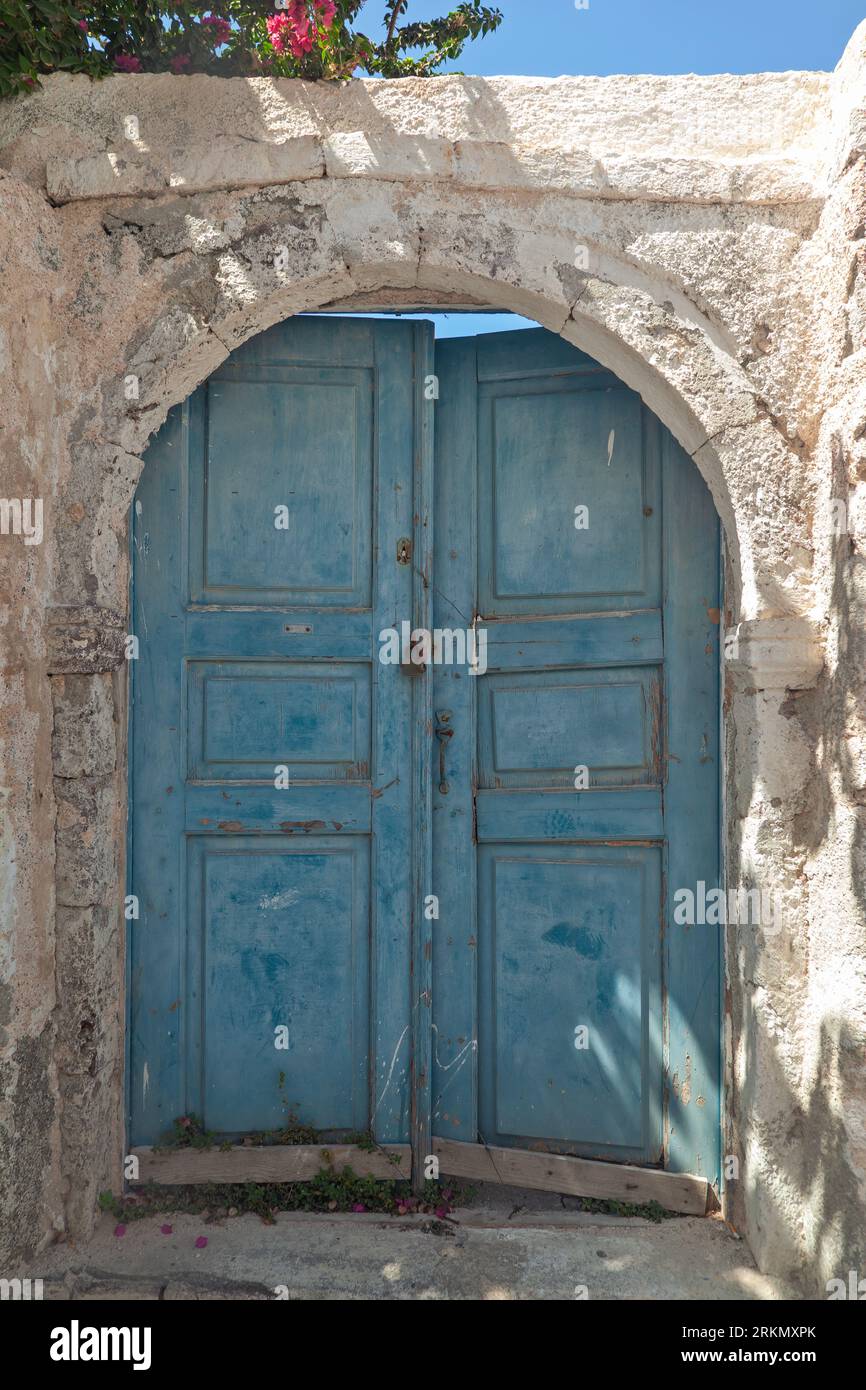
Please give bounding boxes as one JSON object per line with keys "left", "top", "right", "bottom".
{"left": 725, "top": 477, "right": 866, "bottom": 1294}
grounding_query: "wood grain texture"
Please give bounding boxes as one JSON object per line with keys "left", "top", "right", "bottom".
{"left": 433, "top": 1139, "right": 709, "bottom": 1216}
{"left": 130, "top": 1144, "right": 411, "bottom": 1185}
{"left": 130, "top": 1137, "right": 707, "bottom": 1218}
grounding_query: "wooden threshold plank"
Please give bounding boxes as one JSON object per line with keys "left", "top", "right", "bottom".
{"left": 432, "top": 1139, "right": 709, "bottom": 1216}
{"left": 129, "top": 1139, "right": 709, "bottom": 1216}
{"left": 130, "top": 1143, "right": 411, "bottom": 1186}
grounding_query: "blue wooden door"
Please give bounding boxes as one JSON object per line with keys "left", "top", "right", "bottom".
{"left": 129, "top": 317, "right": 433, "bottom": 1145}
{"left": 131, "top": 317, "right": 720, "bottom": 1184}
{"left": 432, "top": 329, "right": 721, "bottom": 1182}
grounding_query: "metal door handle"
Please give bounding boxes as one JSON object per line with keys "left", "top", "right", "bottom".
{"left": 434, "top": 710, "right": 453, "bottom": 794}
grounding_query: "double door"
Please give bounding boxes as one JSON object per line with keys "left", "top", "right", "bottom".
{"left": 129, "top": 316, "right": 720, "bottom": 1183}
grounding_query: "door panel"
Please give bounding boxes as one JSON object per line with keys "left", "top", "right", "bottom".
{"left": 129, "top": 316, "right": 431, "bottom": 1145}
{"left": 186, "top": 836, "right": 369, "bottom": 1134}
{"left": 186, "top": 660, "right": 371, "bottom": 782}
{"left": 478, "top": 844, "right": 662, "bottom": 1157}
{"left": 478, "top": 665, "right": 661, "bottom": 789}
{"left": 196, "top": 372, "right": 372, "bottom": 604}
{"left": 477, "top": 333, "right": 660, "bottom": 618}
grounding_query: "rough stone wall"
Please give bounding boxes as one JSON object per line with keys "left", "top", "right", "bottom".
{"left": 0, "top": 24, "right": 864, "bottom": 1294}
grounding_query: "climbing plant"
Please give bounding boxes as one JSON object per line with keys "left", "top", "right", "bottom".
{"left": 0, "top": 1, "right": 503, "bottom": 99}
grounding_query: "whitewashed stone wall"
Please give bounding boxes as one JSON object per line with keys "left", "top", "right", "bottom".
{"left": 0, "top": 22, "right": 864, "bottom": 1294}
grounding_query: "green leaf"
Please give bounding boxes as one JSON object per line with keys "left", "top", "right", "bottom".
{"left": 0, "top": 0, "right": 503, "bottom": 96}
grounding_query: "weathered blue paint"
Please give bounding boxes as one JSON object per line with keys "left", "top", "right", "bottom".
{"left": 129, "top": 317, "right": 429, "bottom": 1144}
{"left": 410, "top": 324, "right": 435, "bottom": 1188}
{"left": 477, "top": 844, "right": 662, "bottom": 1157}
{"left": 432, "top": 329, "right": 720, "bottom": 1178}
{"left": 430, "top": 335, "right": 478, "bottom": 1146}
{"left": 131, "top": 318, "right": 720, "bottom": 1182}
{"left": 660, "top": 423, "right": 722, "bottom": 1183}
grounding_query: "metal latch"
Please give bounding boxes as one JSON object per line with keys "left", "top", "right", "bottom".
{"left": 400, "top": 657, "right": 426, "bottom": 677}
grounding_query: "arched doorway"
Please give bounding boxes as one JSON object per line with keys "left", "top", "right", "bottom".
{"left": 128, "top": 312, "right": 721, "bottom": 1202}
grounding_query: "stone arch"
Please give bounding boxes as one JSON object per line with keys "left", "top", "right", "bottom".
{"left": 57, "top": 176, "right": 806, "bottom": 632}
{"left": 39, "top": 164, "right": 824, "bottom": 1277}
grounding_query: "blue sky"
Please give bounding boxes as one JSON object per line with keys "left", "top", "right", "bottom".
{"left": 325, "top": 0, "right": 865, "bottom": 338}
{"left": 387, "top": 0, "right": 864, "bottom": 77}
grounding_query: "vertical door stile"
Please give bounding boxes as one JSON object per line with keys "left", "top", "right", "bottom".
{"left": 370, "top": 320, "right": 416, "bottom": 1146}
{"left": 431, "top": 337, "right": 480, "bottom": 1148}
{"left": 129, "top": 398, "right": 189, "bottom": 1141}
{"left": 410, "top": 321, "right": 436, "bottom": 1190}
{"left": 661, "top": 424, "right": 722, "bottom": 1183}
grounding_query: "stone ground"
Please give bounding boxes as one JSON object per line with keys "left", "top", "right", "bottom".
{"left": 36, "top": 1184, "right": 803, "bottom": 1301}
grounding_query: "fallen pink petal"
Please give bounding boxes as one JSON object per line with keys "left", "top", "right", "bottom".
{"left": 194, "top": 1235, "right": 208, "bottom": 1248}
{"left": 113, "top": 1224, "right": 126, "bottom": 1237}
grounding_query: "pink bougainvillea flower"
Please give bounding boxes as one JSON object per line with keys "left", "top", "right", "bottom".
{"left": 77, "top": 19, "right": 88, "bottom": 32}
{"left": 265, "top": 15, "right": 289, "bottom": 56}
{"left": 201, "top": 14, "right": 232, "bottom": 47}
{"left": 170, "top": 53, "right": 192, "bottom": 74}
{"left": 114, "top": 1223, "right": 126, "bottom": 1237}
{"left": 160, "top": 1223, "right": 173, "bottom": 1235}
{"left": 351, "top": 1202, "right": 367, "bottom": 1213}
{"left": 434, "top": 1204, "right": 450, "bottom": 1219}
{"left": 266, "top": 0, "right": 330, "bottom": 59}
{"left": 114, "top": 54, "right": 143, "bottom": 73}
{"left": 194, "top": 1235, "right": 208, "bottom": 1248}
{"left": 265, "top": 14, "right": 282, "bottom": 48}
{"left": 266, "top": 12, "right": 307, "bottom": 59}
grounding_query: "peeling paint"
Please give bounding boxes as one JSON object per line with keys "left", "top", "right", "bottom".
{"left": 259, "top": 889, "right": 301, "bottom": 911}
